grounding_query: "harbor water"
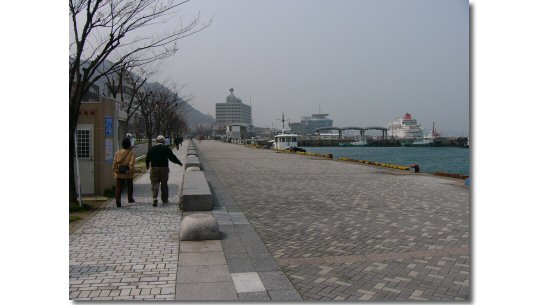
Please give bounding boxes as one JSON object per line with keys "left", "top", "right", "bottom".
{"left": 304, "top": 146, "right": 470, "bottom": 175}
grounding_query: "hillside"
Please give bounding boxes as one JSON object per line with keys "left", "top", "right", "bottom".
{"left": 182, "top": 102, "right": 215, "bottom": 128}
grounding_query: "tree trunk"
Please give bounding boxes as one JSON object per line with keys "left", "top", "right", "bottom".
{"left": 147, "top": 132, "right": 153, "bottom": 150}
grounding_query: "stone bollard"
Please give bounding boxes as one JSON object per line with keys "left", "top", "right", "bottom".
{"left": 184, "top": 155, "right": 202, "bottom": 170}
{"left": 185, "top": 166, "right": 201, "bottom": 172}
{"left": 181, "top": 171, "right": 212, "bottom": 211}
{"left": 180, "top": 212, "right": 220, "bottom": 241}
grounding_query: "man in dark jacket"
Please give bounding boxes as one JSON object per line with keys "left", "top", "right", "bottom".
{"left": 146, "top": 135, "right": 183, "bottom": 206}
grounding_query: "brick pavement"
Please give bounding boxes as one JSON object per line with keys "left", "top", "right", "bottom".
{"left": 195, "top": 140, "right": 470, "bottom": 301}
{"left": 69, "top": 146, "right": 186, "bottom": 301}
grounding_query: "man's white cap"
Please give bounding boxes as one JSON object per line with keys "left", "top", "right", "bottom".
{"left": 156, "top": 135, "right": 165, "bottom": 142}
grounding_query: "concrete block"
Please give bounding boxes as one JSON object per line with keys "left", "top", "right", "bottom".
{"left": 180, "top": 213, "right": 220, "bottom": 241}
{"left": 181, "top": 171, "right": 212, "bottom": 211}
{"left": 177, "top": 265, "right": 232, "bottom": 283}
{"left": 179, "top": 250, "right": 227, "bottom": 266}
{"left": 185, "top": 155, "right": 202, "bottom": 170}
{"left": 187, "top": 151, "right": 197, "bottom": 156}
{"left": 231, "top": 272, "right": 266, "bottom": 293}
{"left": 185, "top": 166, "right": 201, "bottom": 172}
{"left": 175, "top": 282, "right": 238, "bottom": 301}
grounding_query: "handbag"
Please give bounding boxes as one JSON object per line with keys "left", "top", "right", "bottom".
{"left": 118, "top": 165, "right": 130, "bottom": 174}
{"left": 116, "top": 149, "right": 131, "bottom": 174}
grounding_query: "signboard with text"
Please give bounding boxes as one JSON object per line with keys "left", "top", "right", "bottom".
{"left": 105, "top": 138, "right": 113, "bottom": 163}
{"left": 105, "top": 116, "right": 113, "bottom": 137}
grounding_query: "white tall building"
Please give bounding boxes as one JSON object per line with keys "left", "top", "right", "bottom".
{"left": 215, "top": 88, "right": 252, "bottom": 128}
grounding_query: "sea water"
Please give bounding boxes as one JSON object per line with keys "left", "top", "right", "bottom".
{"left": 304, "top": 146, "right": 470, "bottom": 175}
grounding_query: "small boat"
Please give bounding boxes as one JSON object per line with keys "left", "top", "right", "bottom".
{"left": 273, "top": 133, "right": 299, "bottom": 150}
{"left": 409, "top": 122, "right": 442, "bottom": 147}
{"left": 273, "top": 112, "right": 300, "bottom": 150}
{"left": 338, "top": 136, "right": 368, "bottom": 147}
{"left": 350, "top": 138, "right": 368, "bottom": 146}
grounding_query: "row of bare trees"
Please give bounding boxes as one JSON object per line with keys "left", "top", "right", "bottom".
{"left": 136, "top": 81, "right": 191, "bottom": 149}
{"left": 102, "top": 61, "right": 191, "bottom": 146}
{"left": 69, "top": 0, "right": 210, "bottom": 203}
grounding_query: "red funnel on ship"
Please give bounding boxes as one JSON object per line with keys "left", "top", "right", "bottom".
{"left": 404, "top": 113, "right": 412, "bottom": 120}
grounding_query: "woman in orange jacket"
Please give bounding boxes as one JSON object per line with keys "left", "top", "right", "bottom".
{"left": 113, "top": 138, "right": 136, "bottom": 207}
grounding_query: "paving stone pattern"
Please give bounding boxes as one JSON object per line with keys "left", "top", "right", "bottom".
{"left": 69, "top": 148, "right": 185, "bottom": 301}
{"left": 200, "top": 145, "right": 303, "bottom": 301}
{"left": 195, "top": 140, "right": 470, "bottom": 301}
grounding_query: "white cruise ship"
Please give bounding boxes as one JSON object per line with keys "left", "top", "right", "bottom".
{"left": 387, "top": 113, "right": 423, "bottom": 140}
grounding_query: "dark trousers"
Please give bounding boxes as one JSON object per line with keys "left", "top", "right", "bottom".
{"left": 115, "top": 179, "right": 134, "bottom": 203}
{"left": 150, "top": 167, "right": 170, "bottom": 202}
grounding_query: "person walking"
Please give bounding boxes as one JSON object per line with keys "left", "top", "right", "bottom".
{"left": 113, "top": 138, "right": 136, "bottom": 207}
{"left": 146, "top": 135, "right": 183, "bottom": 206}
{"left": 174, "top": 137, "right": 180, "bottom": 150}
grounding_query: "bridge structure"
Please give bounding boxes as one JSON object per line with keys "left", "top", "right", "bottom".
{"left": 314, "top": 126, "right": 388, "bottom": 140}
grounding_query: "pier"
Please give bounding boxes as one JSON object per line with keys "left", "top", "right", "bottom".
{"left": 69, "top": 140, "right": 469, "bottom": 301}
{"left": 196, "top": 140, "right": 470, "bottom": 301}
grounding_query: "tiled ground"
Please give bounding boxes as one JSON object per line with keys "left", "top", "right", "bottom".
{"left": 196, "top": 140, "right": 470, "bottom": 301}
{"left": 69, "top": 148, "right": 185, "bottom": 300}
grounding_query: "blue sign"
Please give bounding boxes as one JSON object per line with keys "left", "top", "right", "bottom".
{"left": 105, "top": 116, "right": 113, "bottom": 137}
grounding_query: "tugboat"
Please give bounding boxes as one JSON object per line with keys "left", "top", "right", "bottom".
{"left": 410, "top": 122, "right": 442, "bottom": 147}
{"left": 273, "top": 133, "right": 299, "bottom": 150}
{"left": 271, "top": 113, "right": 300, "bottom": 150}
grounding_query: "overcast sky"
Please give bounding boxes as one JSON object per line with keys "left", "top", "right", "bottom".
{"left": 159, "top": 0, "right": 469, "bottom": 136}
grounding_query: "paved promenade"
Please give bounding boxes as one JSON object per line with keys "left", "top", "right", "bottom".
{"left": 69, "top": 147, "right": 186, "bottom": 300}
{"left": 69, "top": 142, "right": 301, "bottom": 301}
{"left": 196, "top": 140, "right": 470, "bottom": 301}
{"left": 69, "top": 140, "right": 469, "bottom": 301}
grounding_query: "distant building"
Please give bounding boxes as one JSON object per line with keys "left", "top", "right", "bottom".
{"left": 215, "top": 88, "right": 252, "bottom": 129}
{"left": 299, "top": 113, "right": 333, "bottom": 134}
{"left": 289, "top": 122, "right": 305, "bottom": 134}
{"left": 252, "top": 126, "right": 270, "bottom": 137}
{"left": 226, "top": 123, "right": 253, "bottom": 140}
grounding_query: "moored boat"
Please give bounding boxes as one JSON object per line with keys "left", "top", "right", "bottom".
{"left": 273, "top": 133, "right": 299, "bottom": 150}
{"left": 409, "top": 122, "right": 442, "bottom": 147}
{"left": 388, "top": 113, "right": 423, "bottom": 140}
{"left": 350, "top": 138, "right": 368, "bottom": 146}
{"left": 272, "top": 112, "right": 300, "bottom": 150}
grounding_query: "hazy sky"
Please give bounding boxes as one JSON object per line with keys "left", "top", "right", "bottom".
{"left": 159, "top": 0, "right": 469, "bottom": 136}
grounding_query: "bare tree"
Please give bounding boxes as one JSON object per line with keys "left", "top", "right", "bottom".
{"left": 137, "top": 83, "right": 178, "bottom": 150}
{"left": 162, "top": 111, "right": 181, "bottom": 138}
{"left": 152, "top": 87, "right": 180, "bottom": 137}
{"left": 137, "top": 89, "right": 156, "bottom": 150}
{"left": 69, "top": 0, "right": 210, "bottom": 203}
{"left": 104, "top": 62, "right": 158, "bottom": 130}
